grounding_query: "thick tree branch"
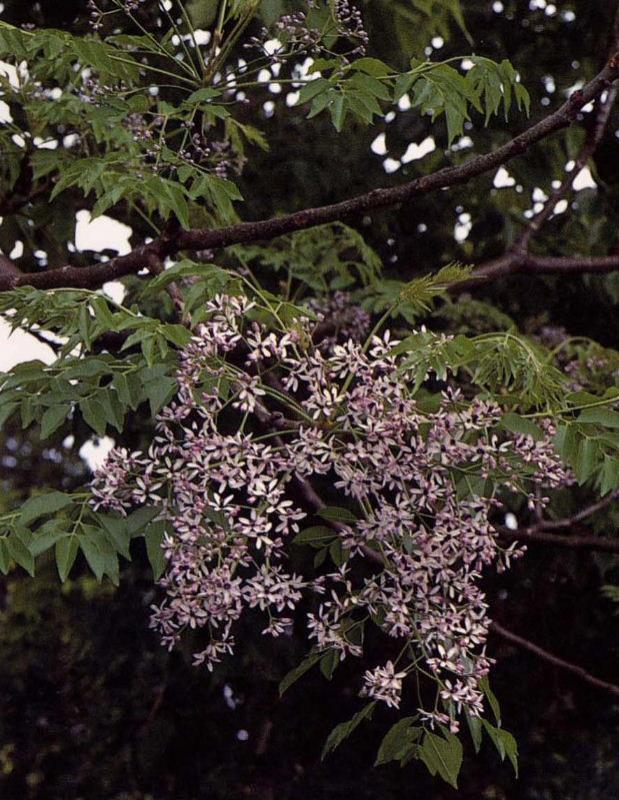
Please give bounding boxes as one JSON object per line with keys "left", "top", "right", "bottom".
{"left": 0, "top": 253, "right": 21, "bottom": 276}
{"left": 490, "top": 620, "right": 619, "bottom": 698}
{"left": 1, "top": 55, "right": 618, "bottom": 293}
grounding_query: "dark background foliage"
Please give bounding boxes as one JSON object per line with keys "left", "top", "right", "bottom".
{"left": 1, "top": 1, "right": 619, "bottom": 797}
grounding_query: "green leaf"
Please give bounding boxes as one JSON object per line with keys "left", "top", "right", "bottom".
{"left": 40, "top": 403, "right": 71, "bottom": 439}
{"left": 55, "top": 536, "right": 79, "bottom": 582}
{"left": 330, "top": 94, "right": 347, "bottom": 132}
{"left": 349, "top": 57, "right": 391, "bottom": 78}
{"left": 144, "top": 520, "right": 166, "bottom": 579}
{"left": 7, "top": 533, "right": 35, "bottom": 575}
{"left": 298, "top": 77, "right": 330, "bottom": 106}
{"left": 20, "top": 491, "right": 74, "bottom": 526}
{"left": 97, "top": 513, "right": 132, "bottom": 560}
{"left": 160, "top": 324, "right": 192, "bottom": 347}
{"left": 480, "top": 676, "right": 501, "bottom": 723}
{"left": 0, "top": 540, "right": 10, "bottom": 575}
{"left": 419, "top": 729, "right": 463, "bottom": 789}
{"left": 292, "top": 525, "right": 336, "bottom": 546}
{"left": 279, "top": 651, "right": 322, "bottom": 696}
{"left": 375, "top": 717, "right": 422, "bottom": 766}
{"left": 321, "top": 702, "right": 376, "bottom": 760}
{"left": 126, "top": 506, "right": 162, "bottom": 536}
{"left": 79, "top": 398, "right": 108, "bottom": 436}
{"left": 319, "top": 648, "right": 340, "bottom": 680}
{"left": 600, "top": 454, "right": 618, "bottom": 495}
{"left": 575, "top": 437, "right": 600, "bottom": 485}
{"left": 316, "top": 506, "right": 357, "bottom": 523}
{"left": 579, "top": 407, "right": 619, "bottom": 428}
{"left": 481, "top": 720, "right": 519, "bottom": 776}
{"left": 466, "top": 713, "right": 483, "bottom": 754}
{"left": 500, "top": 412, "right": 544, "bottom": 440}
{"left": 79, "top": 534, "right": 106, "bottom": 581}
{"left": 144, "top": 377, "right": 177, "bottom": 416}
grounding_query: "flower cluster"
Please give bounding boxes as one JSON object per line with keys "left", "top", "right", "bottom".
{"left": 91, "top": 294, "right": 571, "bottom": 728}
{"left": 245, "top": 0, "right": 368, "bottom": 61}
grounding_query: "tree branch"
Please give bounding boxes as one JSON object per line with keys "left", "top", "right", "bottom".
{"left": 490, "top": 620, "right": 619, "bottom": 698}
{"left": 0, "top": 253, "right": 21, "bottom": 276}
{"left": 494, "top": 490, "right": 619, "bottom": 552}
{"left": 1, "top": 54, "right": 618, "bottom": 293}
{"left": 537, "top": 489, "right": 619, "bottom": 531}
{"left": 496, "top": 525, "right": 619, "bottom": 553}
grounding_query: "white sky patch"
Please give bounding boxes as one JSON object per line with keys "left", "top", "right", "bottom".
{"left": 460, "top": 58, "right": 475, "bottom": 71}
{"left": 264, "top": 38, "right": 282, "bottom": 56}
{"left": 0, "top": 318, "right": 56, "bottom": 370}
{"left": 63, "top": 133, "right": 80, "bottom": 148}
{"left": 397, "top": 93, "right": 411, "bottom": 111}
{"left": 102, "top": 281, "right": 127, "bottom": 305}
{"left": 572, "top": 166, "right": 597, "bottom": 191}
{"left": 172, "top": 29, "right": 211, "bottom": 47}
{"left": 401, "top": 136, "right": 435, "bottom": 164}
{"left": 33, "top": 136, "right": 58, "bottom": 150}
{"left": 192, "top": 29, "right": 211, "bottom": 46}
{"left": 75, "top": 211, "right": 132, "bottom": 255}
{"left": 493, "top": 167, "right": 516, "bottom": 188}
{"left": 452, "top": 135, "right": 473, "bottom": 151}
{"left": 293, "top": 58, "right": 317, "bottom": 82}
{"left": 0, "top": 59, "right": 28, "bottom": 88}
{"left": 554, "top": 199, "right": 568, "bottom": 215}
{"left": 383, "top": 157, "right": 400, "bottom": 174}
{"left": 79, "top": 436, "right": 115, "bottom": 472}
{"left": 532, "top": 186, "right": 549, "bottom": 202}
{"left": 0, "top": 100, "right": 13, "bottom": 123}
{"left": 543, "top": 75, "right": 556, "bottom": 94}
{"left": 1, "top": 217, "right": 134, "bottom": 368}
{"left": 454, "top": 212, "right": 472, "bottom": 243}
{"left": 370, "top": 132, "right": 387, "bottom": 156}
{"left": 504, "top": 512, "right": 518, "bottom": 530}
{"left": 9, "top": 240, "right": 23, "bottom": 259}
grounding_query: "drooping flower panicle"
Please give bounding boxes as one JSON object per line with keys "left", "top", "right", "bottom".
{"left": 91, "top": 294, "right": 570, "bottom": 725}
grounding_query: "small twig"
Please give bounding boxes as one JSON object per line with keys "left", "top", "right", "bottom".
{"left": 491, "top": 620, "right": 619, "bottom": 698}
{"left": 539, "top": 489, "right": 619, "bottom": 531}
